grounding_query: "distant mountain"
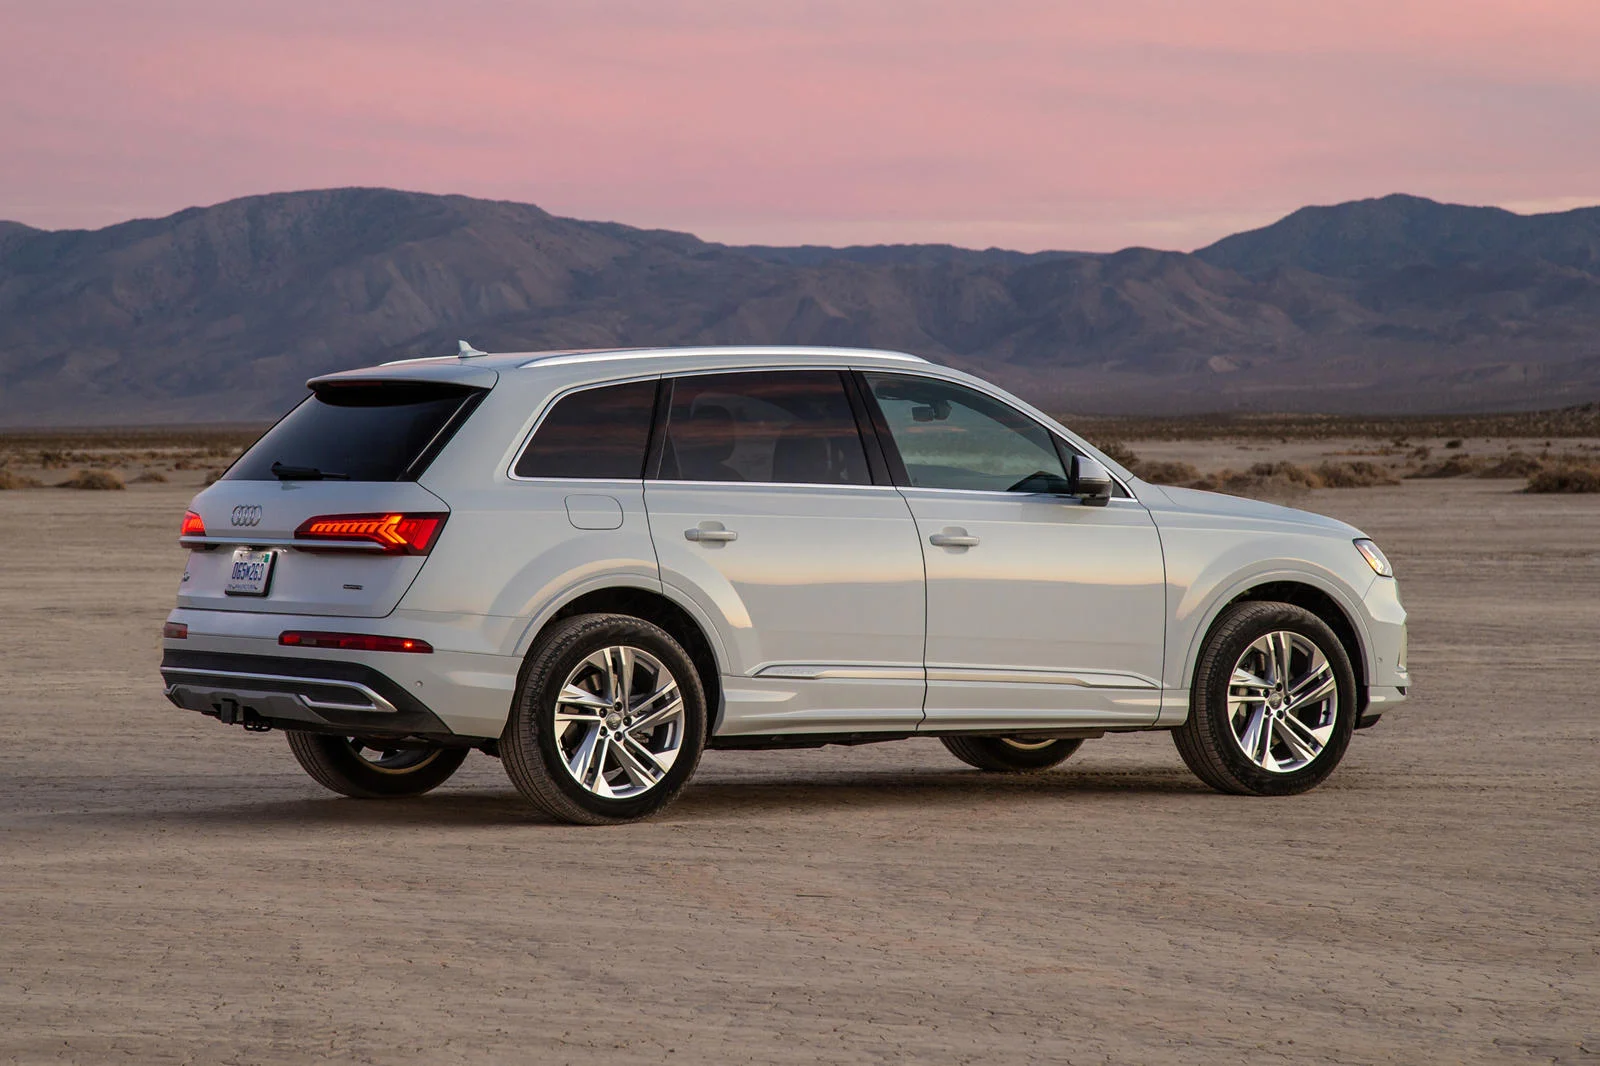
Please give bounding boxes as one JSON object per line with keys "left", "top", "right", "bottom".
{"left": 1, "top": 188, "right": 1597, "bottom": 424}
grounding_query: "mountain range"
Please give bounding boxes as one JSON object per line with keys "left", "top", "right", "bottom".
{"left": 1, "top": 188, "right": 1598, "bottom": 424}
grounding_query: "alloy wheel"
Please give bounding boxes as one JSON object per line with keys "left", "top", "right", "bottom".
{"left": 1226, "top": 630, "right": 1339, "bottom": 773}
{"left": 553, "top": 645, "right": 685, "bottom": 799}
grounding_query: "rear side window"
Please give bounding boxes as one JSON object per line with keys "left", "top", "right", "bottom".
{"left": 657, "top": 370, "right": 871, "bottom": 485}
{"left": 514, "top": 380, "right": 658, "bottom": 479}
{"left": 225, "top": 382, "right": 483, "bottom": 482}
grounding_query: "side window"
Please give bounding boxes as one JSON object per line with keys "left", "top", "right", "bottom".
{"left": 864, "top": 373, "right": 1071, "bottom": 493}
{"left": 658, "top": 370, "right": 871, "bottom": 486}
{"left": 514, "top": 379, "right": 657, "bottom": 479}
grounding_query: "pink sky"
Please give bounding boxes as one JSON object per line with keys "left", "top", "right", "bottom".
{"left": 4, "top": 0, "right": 1598, "bottom": 251}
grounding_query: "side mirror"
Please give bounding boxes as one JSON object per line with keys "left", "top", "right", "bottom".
{"left": 1070, "top": 455, "right": 1114, "bottom": 507}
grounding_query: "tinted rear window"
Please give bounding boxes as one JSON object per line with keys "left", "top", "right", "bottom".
{"left": 658, "top": 370, "right": 871, "bottom": 485}
{"left": 514, "top": 380, "right": 658, "bottom": 479}
{"left": 225, "top": 382, "right": 483, "bottom": 482}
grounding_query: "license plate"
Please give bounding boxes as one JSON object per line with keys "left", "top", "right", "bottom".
{"left": 224, "top": 549, "right": 275, "bottom": 596}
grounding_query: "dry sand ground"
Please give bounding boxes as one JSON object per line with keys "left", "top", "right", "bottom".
{"left": 1, "top": 477, "right": 1597, "bottom": 1065}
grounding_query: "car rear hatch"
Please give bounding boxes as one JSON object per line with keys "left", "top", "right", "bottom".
{"left": 178, "top": 377, "right": 486, "bottom": 618}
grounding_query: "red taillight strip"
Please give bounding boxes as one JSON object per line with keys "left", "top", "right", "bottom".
{"left": 279, "top": 631, "right": 433, "bottom": 653}
{"left": 179, "top": 510, "right": 206, "bottom": 540}
{"left": 292, "top": 512, "right": 446, "bottom": 554}
{"left": 163, "top": 622, "right": 188, "bottom": 640}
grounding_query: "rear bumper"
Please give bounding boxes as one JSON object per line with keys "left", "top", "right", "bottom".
{"left": 161, "top": 649, "right": 459, "bottom": 739}
{"left": 162, "top": 607, "right": 522, "bottom": 737}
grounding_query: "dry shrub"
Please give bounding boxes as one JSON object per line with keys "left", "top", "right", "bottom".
{"left": 0, "top": 468, "right": 44, "bottom": 490}
{"left": 1526, "top": 465, "right": 1600, "bottom": 493}
{"left": 173, "top": 458, "right": 203, "bottom": 470}
{"left": 56, "top": 469, "right": 125, "bottom": 490}
{"left": 1445, "top": 438, "right": 1464, "bottom": 449}
{"left": 1193, "top": 462, "right": 1321, "bottom": 498}
{"left": 1478, "top": 452, "right": 1545, "bottom": 478}
{"left": 131, "top": 469, "right": 169, "bottom": 484}
{"left": 1313, "top": 460, "right": 1400, "bottom": 488}
{"left": 1092, "top": 440, "right": 1140, "bottom": 468}
{"left": 1409, "top": 455, "right": 1488, "bottom": 479}
{"left": 203, "top": 469, "right": 225, "bottom": 485}
{"left": 1137, "top": 460, "right": 1201, "bottom": 485}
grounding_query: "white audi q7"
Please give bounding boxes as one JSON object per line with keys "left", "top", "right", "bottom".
{"left": 161, "top": 346, "right": 1408, "bottom": 824}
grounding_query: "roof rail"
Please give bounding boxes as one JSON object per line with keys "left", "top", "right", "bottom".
{"left": 517, "top": 346, "right": 928, "bottom": 370}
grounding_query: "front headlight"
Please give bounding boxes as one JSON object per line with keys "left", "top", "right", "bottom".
{"left": 1354, "top": 538, "right": 1393, "bottom": 577}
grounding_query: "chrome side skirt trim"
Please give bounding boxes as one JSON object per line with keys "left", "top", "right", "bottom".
{"left": 925, "top": 666, "right": 1160, "bottom": 689}
{"left": 752, "top": 664, "right": 925, "bottom": 681}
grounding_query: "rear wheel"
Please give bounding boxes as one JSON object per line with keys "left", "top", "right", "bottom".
{"left": 1173, "top": 601, "right": 1356, "bottom": 796}
{"left": 940, "top": 735, "right": 1084, "bottom": 773}
{"left": 502, "top": 613, "right": 707, "bottom": 825}
{"left": 285, "top": 733, "right": 468, "bottom": 798}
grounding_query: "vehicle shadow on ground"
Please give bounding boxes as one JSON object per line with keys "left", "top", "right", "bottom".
{"left": 6, "top": 765, "right": 1216, "bottom": 832}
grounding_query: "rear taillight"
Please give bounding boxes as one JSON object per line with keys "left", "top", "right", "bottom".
{"left": 279, "top": 631, "right": 433, "bottom": 653}
{"left": 179, "top": 510, "right": 206, "bottom": 539}
{"left": 163, "top": 622, "right": 188, "bottom": 640}
{"left": 293, "top": 513, "right": 446, "bottom": 554}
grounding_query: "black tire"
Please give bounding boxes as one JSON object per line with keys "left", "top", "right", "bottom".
{"left": 285, "top": 732, "right": 468, "bottom": 798}
{"left": 940, "top": 735, "right": 1084, "bottom": 773}
{"left": 1173, "top": 601, "right": 1357, "bottom": 796}
{"left": 502, "top": 613, "right": 707, "bottom": 825}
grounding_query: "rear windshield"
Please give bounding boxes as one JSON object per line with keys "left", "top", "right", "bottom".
{"left": 225, "top": 382, "right": 483, "bottom": 482}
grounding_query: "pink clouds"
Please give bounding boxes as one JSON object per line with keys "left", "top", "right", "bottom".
{"left": 3, "top": 0, "right": 1597, "bottom": 250}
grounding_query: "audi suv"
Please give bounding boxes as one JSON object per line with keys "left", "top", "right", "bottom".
{"left": 161, "top": 346, "right": 1409, "bottom": 823}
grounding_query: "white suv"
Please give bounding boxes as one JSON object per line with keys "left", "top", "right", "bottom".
{"left": 162, "top": 346, "right": 1409, "bottom": 824}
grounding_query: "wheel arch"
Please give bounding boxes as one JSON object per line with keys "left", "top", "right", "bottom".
{"left": 1200, "top": 579, "right": 1369, "bottom": 693}
{"left": 531, "top": 586, "right": 727, "bottom": 733}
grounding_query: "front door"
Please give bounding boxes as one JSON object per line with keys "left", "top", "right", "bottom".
{"left": 861, "top": 371, "right": 1167, "bottom": 731}
{"left": 645, "top": 370, "right": 927, "bottom": 737}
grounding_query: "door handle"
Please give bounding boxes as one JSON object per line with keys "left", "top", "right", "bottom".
{"left": 685, "top": 526, "right": 738, "bottom": 543}
{"left": 929, "top": 529, "right": 979, "bottom": 548}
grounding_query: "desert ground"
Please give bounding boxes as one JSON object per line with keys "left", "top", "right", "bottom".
{"left": 2, "top": 444, "right": 1598, "bottom": 1063}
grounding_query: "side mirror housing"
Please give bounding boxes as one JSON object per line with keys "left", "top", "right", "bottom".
{"left": 1070, "top": 455, "right": 1114, "bottom": 506}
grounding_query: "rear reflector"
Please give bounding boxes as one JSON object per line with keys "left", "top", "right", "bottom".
{"left": 179, "top": 510, "right": 206, "bottom": 539}
{"left": 293, "top": 512, "right": 446, "bottom": 554}
{"left": 279, "top": 631, "right": 434, "bottom": 653}
{"left": 163, "top": 622, "right": 188, "bottom": 640}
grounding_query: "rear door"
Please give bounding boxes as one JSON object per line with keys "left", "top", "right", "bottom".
{"left": 178, "top": 379, "right": 482, "bottom": 617}
{"left": 643, "top": 370, "right": 927, "bottom": 736}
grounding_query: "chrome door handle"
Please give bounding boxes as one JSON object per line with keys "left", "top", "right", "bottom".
{"left": 929, "top": 530, "right": 980, "bottom": 548}
{"left": 685, "top": 527, "right": 738, "bottom": 543}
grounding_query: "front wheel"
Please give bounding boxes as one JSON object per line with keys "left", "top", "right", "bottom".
{"left": 285, "top": 733, "right": 469, "bottom": 798}
{"left": 501, "top": 613, "right": 707, "bottom": 825}
{"left": 940, "top": 735, "right": 1084, "bottom": 773}
{"left": 1173, "top": 601, "right": 1356, "bottom": 796}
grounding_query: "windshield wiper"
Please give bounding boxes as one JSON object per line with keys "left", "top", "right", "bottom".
{"left": 270, "top": 461, "right": 350, "bottom": 481}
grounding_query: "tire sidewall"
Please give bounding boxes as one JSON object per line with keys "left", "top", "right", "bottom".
{"left": 1196, "top": 605, "right": 1357, "bottom": 796}
{"left": 517, "top": 617, "right": 706, "bottom": 821}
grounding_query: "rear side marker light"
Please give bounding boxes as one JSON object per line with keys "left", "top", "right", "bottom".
{"left": 179, "top": 510, "right": 206, "bottom": 539}
{"left": 279, "top": 631, "right": 433, "bottom": 654}
{"left": 163, "top": 622, "right": 188, "bottom": 640}
{"left": 294, "top": 513, "right": 446, "bottom": 554}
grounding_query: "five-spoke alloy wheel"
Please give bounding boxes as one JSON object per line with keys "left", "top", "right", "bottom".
{"left": 1173, "top": 601, "right": 1356, "bottom": 796}
{"left": 502, "top": 613, "right": 707, "bottom": 824}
